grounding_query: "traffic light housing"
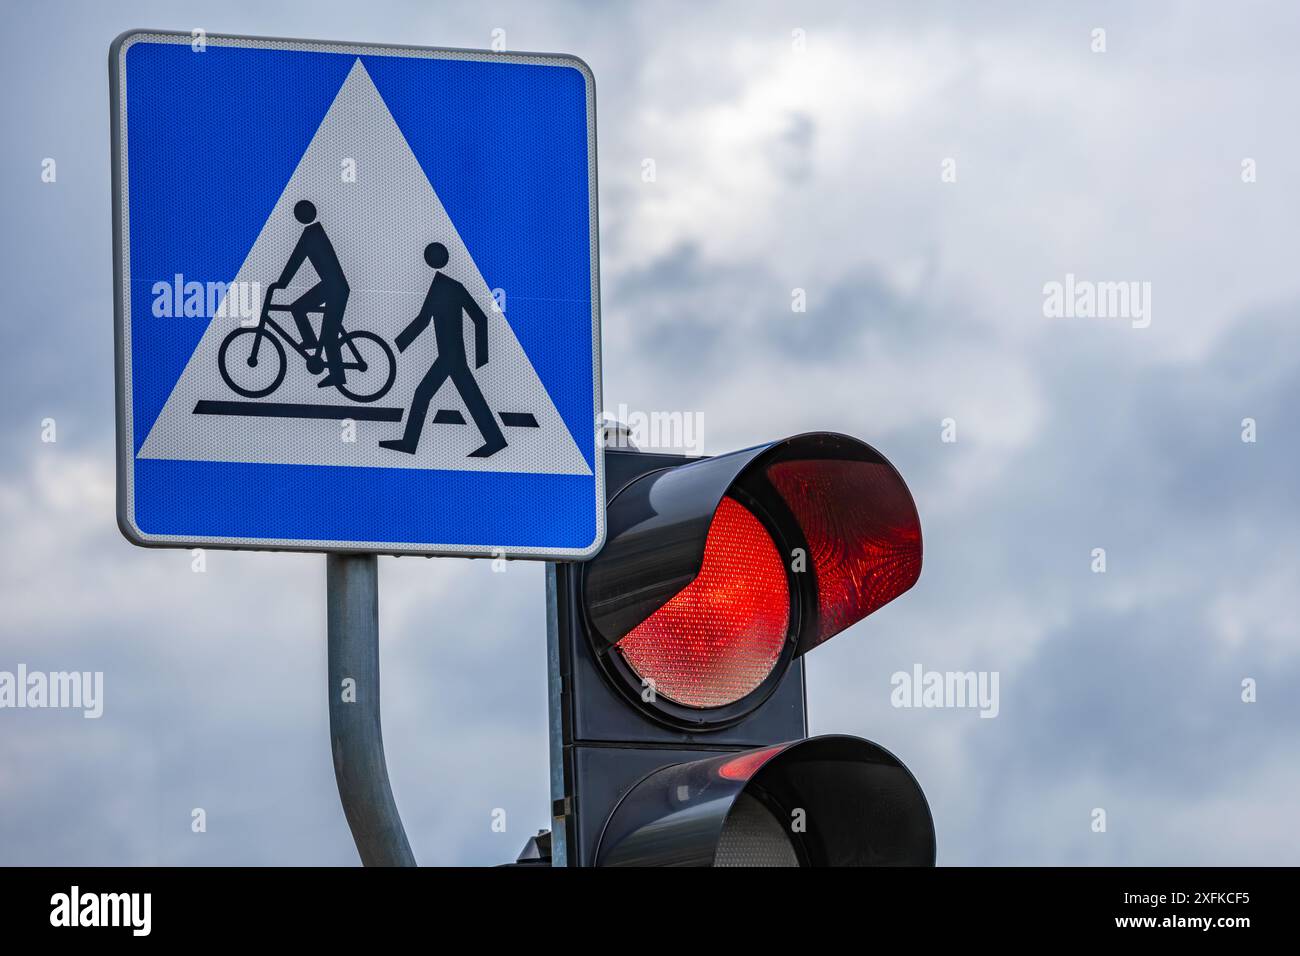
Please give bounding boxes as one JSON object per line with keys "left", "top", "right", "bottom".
{"left": 546, "top": 432, "right": 934, "bottom": 866}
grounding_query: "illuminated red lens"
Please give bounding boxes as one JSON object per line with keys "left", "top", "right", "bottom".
{"left": 615, "top": 496, "right": 791, "bottom": 709}
{"left": 717, "top": 745, "right": 786, "bottom": 781}
{"left": 766, "top": 459, "right": 921, "bottom": 650}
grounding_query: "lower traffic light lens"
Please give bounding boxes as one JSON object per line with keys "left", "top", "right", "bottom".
{"left": 714, "top": 792, "right": 800, "bottom": 867}
{"left": 596, "top": 735, "right": 937, "bottom": 867}
{"left": 614, "top": 496, "right": 790, "bottom": 709}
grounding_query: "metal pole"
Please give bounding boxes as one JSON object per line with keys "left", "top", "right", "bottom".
{"left": 544, "top": 562, "right": 568, "bottom": 867}
{"left": 326, "top": 553, "right": 416, "bottom": 866}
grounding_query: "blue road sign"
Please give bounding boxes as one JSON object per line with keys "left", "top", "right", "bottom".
{"left": 111, "top": 31, "right": 604, "bottom": 559}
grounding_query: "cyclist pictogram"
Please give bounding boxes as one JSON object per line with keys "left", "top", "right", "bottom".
{"left": 216, "top": 200, "right": 396, "bottom": 403}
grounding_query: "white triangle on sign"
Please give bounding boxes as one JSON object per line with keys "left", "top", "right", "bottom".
{"left": 139, "top": 58, "right": 592, "bottom": 477}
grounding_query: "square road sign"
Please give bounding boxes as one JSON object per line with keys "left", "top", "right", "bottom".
{"left": 111, "top": 31, "right": 604, "bottom": 559}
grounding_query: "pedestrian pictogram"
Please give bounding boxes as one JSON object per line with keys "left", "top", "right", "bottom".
{"left": 379, "top": 242, "right": 507, "bottom": 458}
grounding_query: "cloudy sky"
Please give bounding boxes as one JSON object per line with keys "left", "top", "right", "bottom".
{"left": 2, "top": 0, "right": 1297, "bottom": 865}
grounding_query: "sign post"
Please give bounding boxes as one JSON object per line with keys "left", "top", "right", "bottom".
{"left": 326, "top": 553, "right": 414, "bottom": 866}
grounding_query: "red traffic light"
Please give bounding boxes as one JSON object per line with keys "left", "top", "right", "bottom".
{"left": 615, "top": 496, "right": 791, "bottom": 708}
{"left": 582, "top": 433, "right": 920, "bottom": 727}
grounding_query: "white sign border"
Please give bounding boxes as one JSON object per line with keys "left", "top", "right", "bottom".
{"left": 110, "top": 29, "right": 605, "bottom": 560}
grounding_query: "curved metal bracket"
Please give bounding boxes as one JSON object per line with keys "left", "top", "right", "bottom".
{"left": 326, "top": 553, "right": 416, "bottom": 867}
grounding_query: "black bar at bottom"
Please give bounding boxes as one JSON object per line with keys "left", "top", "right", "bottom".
{"left": 499, "top": 412, "right": 539, "bottom": 428}
{"left": 431, "top": 409, "right": 539, "bottom": 428}
{"left": 193, "top": 400, "right": 403, "bottom": 422}
{"left": 0, "top": 865, "right": 1276, "bottom": 940}
{"left": 195, "top": 400, "right": 541, "bottom": 429}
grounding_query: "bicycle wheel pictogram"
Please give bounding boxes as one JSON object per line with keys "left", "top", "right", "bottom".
{"left": 217, "top": 327, "right": 287, "bottom": 399}
{"left": 334, "top": 330, "right": 397, "bottom": 403}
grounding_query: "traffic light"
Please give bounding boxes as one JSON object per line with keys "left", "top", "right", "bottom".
{"left": 546, "top": 431, "right": 935, "bottom": 866}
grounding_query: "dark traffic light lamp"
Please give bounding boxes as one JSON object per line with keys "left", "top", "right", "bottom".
{"left": 546, "top": 432, "right": 934, "bottom": 866}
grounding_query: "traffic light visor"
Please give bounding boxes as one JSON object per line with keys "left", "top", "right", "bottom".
{"left": 596, "top": 735, "right": 937, "bottom": 867}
